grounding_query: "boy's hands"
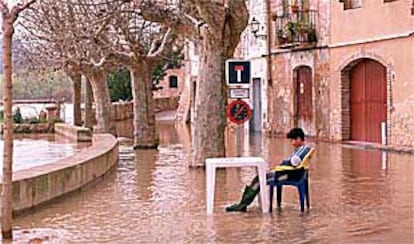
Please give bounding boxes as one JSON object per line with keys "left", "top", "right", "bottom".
{"left": 268, "top": 161, "right": 278, "bottom": 170}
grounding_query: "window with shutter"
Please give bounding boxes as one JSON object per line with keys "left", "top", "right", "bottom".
{"left": 169, "top": 76, "right": 178, "bottom": 88}
{"left": 342, "top": 0, "right": 362, "bottom": 10}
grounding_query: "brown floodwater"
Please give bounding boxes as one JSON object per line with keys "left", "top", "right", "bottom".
{"left": 0, "top": 134, "right": 90, "bottom": 174}
{"left": 7, "top": 122, "right": 414, "bottom": 243}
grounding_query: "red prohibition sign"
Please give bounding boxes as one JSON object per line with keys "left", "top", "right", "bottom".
{"left": 226, "top": 99, "right": 252, "bottom": 124}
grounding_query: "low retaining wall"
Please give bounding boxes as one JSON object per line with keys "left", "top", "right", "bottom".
{"left": 112, "top": 98, "right": 179, "bottom": 120}
{"left": 82, "top": 98, "right": 179, "bottom": 124}
{"left": 55, "top": 123, "right": 92, "bottom": 142}
{"left": 154, "top": 97, "right": 179, "bottom": 112}
{"left": 0, "top": 123, "right": 54, "bottom": 134}
{"left": 112, "top": 102, "right": 134, "bottom": 121}
{"left": 0, "top": 134, "right": 118, "bottom": 215}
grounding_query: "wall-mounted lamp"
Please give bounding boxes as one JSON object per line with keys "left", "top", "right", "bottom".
{"left": 250, "top": 17, "right": 267, "bottom": 39}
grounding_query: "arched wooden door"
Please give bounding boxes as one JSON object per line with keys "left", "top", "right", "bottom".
{"left": 295, "top": 66, "right": 313, "bottom": 134}
{"left": 350, "top": 59, "right": 387, "bottom": 143}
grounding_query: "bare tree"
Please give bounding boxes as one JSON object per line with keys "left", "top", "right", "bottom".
{"left": 0, "top": 0, "right": 36, "bottom": 239}
{"left": 18, "top": 0, "right": 181, "bottom": 144}
{"left": 13, "top": 38, "right": 82, "bottom": 125}
{"left": 106, "top": 2, "right": 181, "bottom": 148}
{"left": 68, "top": 71, "right": 82, "bottom": 126}
{"left": 18, "top": 0, "right": 123, "bottom": 134}
{"left": 139, "top": 0, "right": 249, "bottom": 166}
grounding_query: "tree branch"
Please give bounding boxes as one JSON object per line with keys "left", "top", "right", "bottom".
{"left": 0, "top": 1, "right": 9, "bottom": 13}
{"left": 148, "top": 28, "right": 171, "bottom": 57}
{"left": 10, "top": 0, "right": 36, "bottom": 22}
{"left": 139, "top": 2, "right": 199, "bottom": 40}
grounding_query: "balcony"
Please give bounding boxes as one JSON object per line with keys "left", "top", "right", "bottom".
{"left": 274, "top": 9, "right": 318, "bottom": 49}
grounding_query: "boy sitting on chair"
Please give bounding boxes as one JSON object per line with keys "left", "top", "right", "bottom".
{"left": 226, "top": 127, "right": 312, "bottom": 212}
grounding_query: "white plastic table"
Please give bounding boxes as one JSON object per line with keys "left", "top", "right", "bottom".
{"left": 205, "top": 157, "right": 268, "bottom": 214}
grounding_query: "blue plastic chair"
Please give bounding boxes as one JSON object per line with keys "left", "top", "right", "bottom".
{"left": 268, "top": 148, "right": 315, "bottom": 212}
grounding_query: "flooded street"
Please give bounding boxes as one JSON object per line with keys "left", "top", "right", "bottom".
{"left": 11, "top": 122, "right": 414, "bottom": 243}
{"left": 0, "top": 134, "right": 89, "bottom": 174}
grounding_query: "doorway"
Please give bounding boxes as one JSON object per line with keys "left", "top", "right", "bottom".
{"left": 350, "top": 59, "right": 387, "bottom": 143}
{"left": 250, "top": 78, "right": 262, "bottom": 132}
{"left": 294, "top": 66, "right": 313, "bottom": 135}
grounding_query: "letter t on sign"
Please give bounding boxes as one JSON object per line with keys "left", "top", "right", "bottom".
{"left": 235, "top": 65, "right": 244, "bottom": 83}
{"left": 226, "top": 60, "right": 251, "bottom": 85}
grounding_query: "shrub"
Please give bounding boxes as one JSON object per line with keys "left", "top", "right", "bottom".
{"left": 26, "top": 117, "right": 40, "bottom": 124}
{"left": 13, "top": 108, "right": 23, "bottom": 124}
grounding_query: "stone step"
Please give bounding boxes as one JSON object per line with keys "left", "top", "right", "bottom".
{"left": 175, "top": 87, "right": 190, "bottom": 123}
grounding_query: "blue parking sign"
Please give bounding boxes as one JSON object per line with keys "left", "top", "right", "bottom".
{"left": 226, "top": 60, "right": 251, "bottom": 85}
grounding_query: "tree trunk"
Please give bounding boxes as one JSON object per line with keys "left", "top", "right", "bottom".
{"left": 86, "top": 71, "right": 115, "bottom": 135}
{"left": 70, "top": 73, "right": 82, "bottom": 126}
{"left": 129, "top": 63, "right": 158, "bottom": 149}
{"left": 1, "top": 18, "right": 14, "bottom": 240}
{"left": 191, "top": 39, "right": 227, "bottom": 167}
{"left": 84, "top": 76, "right": 94, "bottom": 129}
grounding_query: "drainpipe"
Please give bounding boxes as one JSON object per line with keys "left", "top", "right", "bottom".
{"left": 265, "top": 0, "right": 273, "bottom": 88}
{"left": 265, "top": 0, "right": 273, "bottom": 132}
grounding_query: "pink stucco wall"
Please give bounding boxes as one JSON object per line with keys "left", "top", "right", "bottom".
{"left": 330, "top": 0, "right": 413, "bottom": 44}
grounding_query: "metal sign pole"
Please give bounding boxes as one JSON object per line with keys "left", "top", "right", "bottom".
{"left": 236, "top": 124, "right": 242, "bottom": 157}
{"left": 226, "top": 59, "right": 252, "bottom": 158}
{"left": 227, "top": 99, "right": 252, "bottom": 157}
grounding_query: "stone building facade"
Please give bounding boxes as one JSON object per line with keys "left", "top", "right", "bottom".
{"left": 253, "top": 0, "right": 414, "bottom": 148}
{"left": 152, "top": 68, "right": 185, "bottom": 99}
{"left": 265, "top": 0, "right": 330, "bottom": 139}
{"left": 328, "top": 0, "right": 414, "bottom": 147}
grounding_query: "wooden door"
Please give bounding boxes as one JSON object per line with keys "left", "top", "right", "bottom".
{"left": 296, "top": 66, "right": 313, "bottom": 133}
{"left": 350, "top": 59, "right": 387, "bottom": 143}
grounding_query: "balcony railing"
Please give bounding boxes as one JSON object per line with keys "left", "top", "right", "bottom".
{"left": 274, "top": 9, "right": 318, "bottom": 48}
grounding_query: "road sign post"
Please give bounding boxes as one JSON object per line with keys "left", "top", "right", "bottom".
{"left": 226, "top": 59, "right": 252, "bottom": 156}
{"left": 226, "top": 60, "right": 251, "bottom": 86}
{"left": 236, "top": 124, "right": 242, "bottom": 156}
{"left": 226, "top": 99, "right": 252, "bottom": 125}
{"left": 227, "top": 99, "right": 252, "bottom": 156}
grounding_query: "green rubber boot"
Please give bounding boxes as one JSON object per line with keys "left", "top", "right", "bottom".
{"left": 225, "top": 186, "right": 259, "bottom": 212}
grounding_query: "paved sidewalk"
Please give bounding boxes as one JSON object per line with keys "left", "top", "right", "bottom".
{"left": 155, "top": 110, "right": 176, "bottom": 121}
{"left": 343, "top": 140, "right": 414, "bottom": 154}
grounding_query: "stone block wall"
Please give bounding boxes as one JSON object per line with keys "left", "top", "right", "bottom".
{"left": 154, "top": 97, "right": 180, "bottom": 112}
{"left": 83, "top": 97, "right": 180, "bottom": 124}
{"left": 112, "top": 102, "right": 134, "bottom": 121}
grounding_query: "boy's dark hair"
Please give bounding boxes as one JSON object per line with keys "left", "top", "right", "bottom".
{"left": 286, "top": 128, "right": 305, "bottom": 141}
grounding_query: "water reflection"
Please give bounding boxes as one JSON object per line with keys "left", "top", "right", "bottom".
{"left": 11, "top": 123, "right": 414, "bottom": 243}
{"left": 0, "top": 134, "right": 89, "bottom": 173}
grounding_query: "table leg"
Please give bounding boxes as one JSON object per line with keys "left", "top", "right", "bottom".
{"left": 257, "top": 164, "right": 268, "bottom": 213}
{"left": 206, "top": 164, "right": 216, "bottom": 214}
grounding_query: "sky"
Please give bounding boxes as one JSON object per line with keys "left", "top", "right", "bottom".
{"left": 0, "top": 0, "right": 27, "bottom": 26}
{"left": 4, "top": 0, "right": 20, "bottom": 8}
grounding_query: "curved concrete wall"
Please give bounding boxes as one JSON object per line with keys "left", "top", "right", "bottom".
{"left": 0, "top": 133, "right": 118, "bottom": 215}
{"left": 55, "top": 123, "right": 92, "bottom": 142}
